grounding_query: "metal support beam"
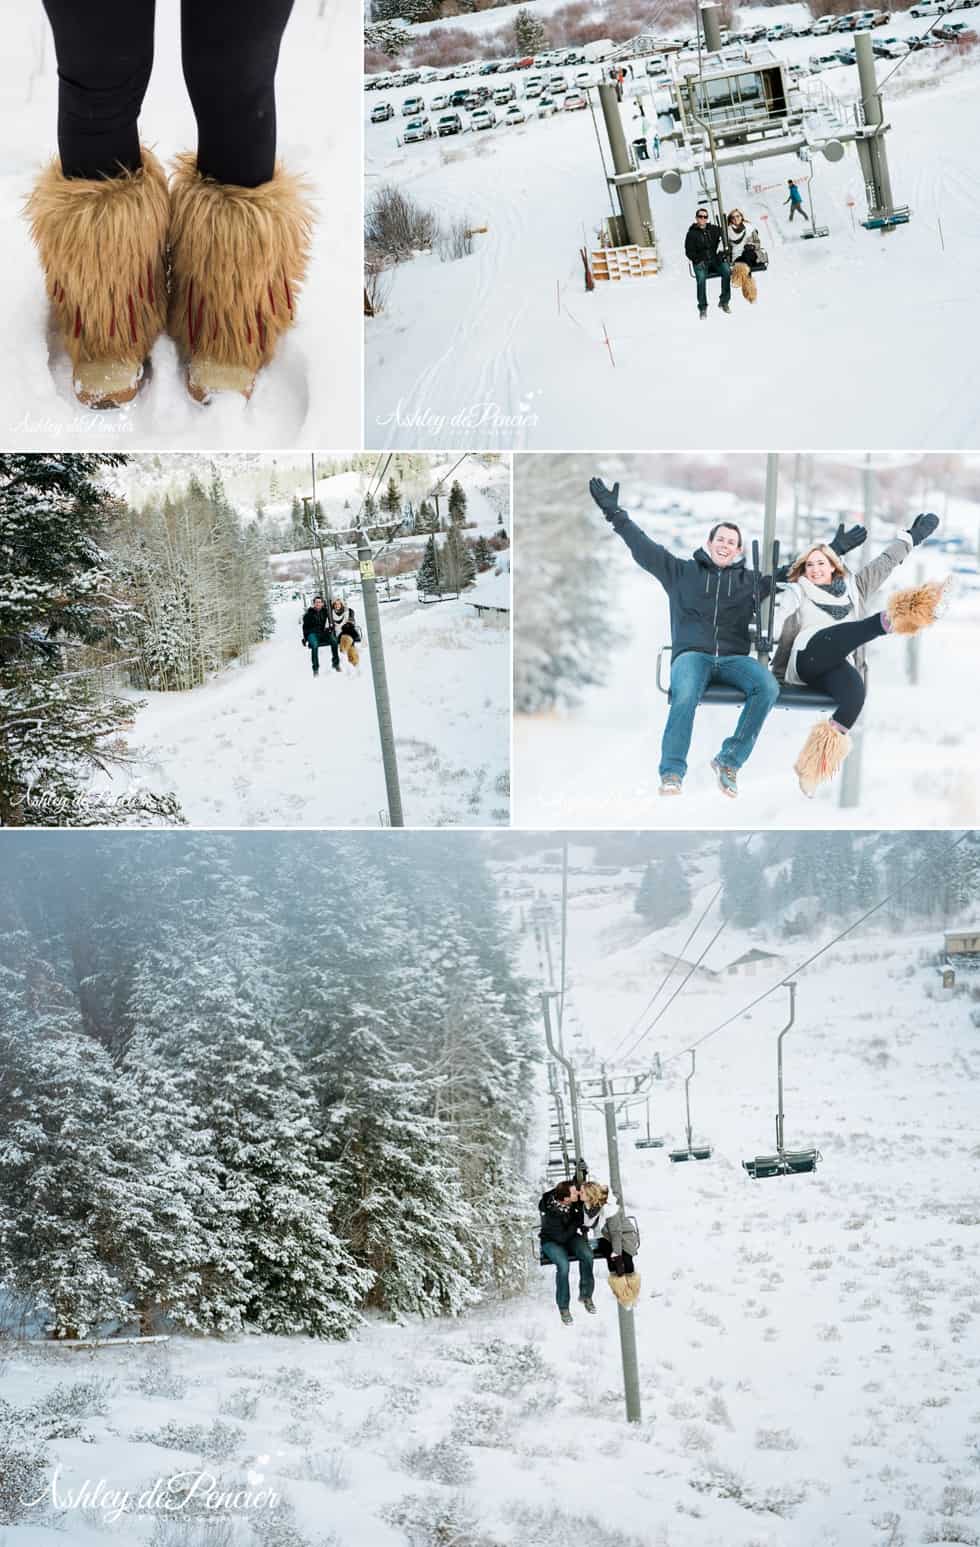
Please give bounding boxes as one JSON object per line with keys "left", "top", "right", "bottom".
{"left": 602, "top": 1070, "right": 642, "bottom": 1424}
{"left": 541, "top": 991, "right": 585, "bottom": 1181}
{"left": 855, "top": 31, "right": 895, "bottom": 219}
{"left": 597, "top": 83, "right": 655, "bottom": 248}
{"left": 357, "top": 537, "right": 404, "bottom": 827}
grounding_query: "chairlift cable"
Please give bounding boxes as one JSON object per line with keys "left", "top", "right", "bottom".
{"left": 875, "top": 12, "right": 955, "bottom": 94}
{"left": 660, "top": 831, "right": 970, "bottom": 1069}
{"left": 619, "top": 915, "right": 730, "bottom": 1066}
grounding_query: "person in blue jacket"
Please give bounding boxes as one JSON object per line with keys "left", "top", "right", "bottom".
{"left": 785, "top": 180, "right": 810, "bottom": 223}
{"left": 588, "top": 477, "right": 865, "bottom": 798}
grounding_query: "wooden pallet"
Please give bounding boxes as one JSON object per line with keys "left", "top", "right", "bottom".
{"left": 591, "top": 243, "right": 659, "bottom": 281}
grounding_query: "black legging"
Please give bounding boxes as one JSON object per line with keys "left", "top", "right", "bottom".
{"left": 794, "top": 612, "right": 887, "bottom": 731}
{"left": 41, "top": 0, "right": 295, "bottom": 185}
{"left": 592, "top": 1238, "right": 636, "bottom": 1275}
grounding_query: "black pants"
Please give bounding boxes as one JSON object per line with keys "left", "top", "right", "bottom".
{"left": 592, "top": 1238, "right": 635, "bottom": 1275}
{"left": 41, "top": 0, "right": 295, "bottom": 184}
{"left": 795, "top": 613, "right": 886, "bottom": 730}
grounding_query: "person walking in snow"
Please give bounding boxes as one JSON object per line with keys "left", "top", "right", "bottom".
{"left": 588, "top": 476, "right": 866, "bottom": 799}
{"left": 581, "top": 1182, "right": 641, "bottom": 1310}
{"left": 330, "top": 598, "right": 362, "bottom": 669}
{"left": 301, "top": 595, "right": 340, "bottom": 677}
{"left": 25, "top": 0, "right": 313, "bottom": 410}
{"left": 785, "top": 179, "right": 810, "bottom": 224}
{"left": 684, "top": 207, "right": 732, "bottom": 319}
{"left": 538, "top": 1180, "right": 596, "bottom": 1324}
{"left": 773, "top": 515, "right": 945, "bottom": 796}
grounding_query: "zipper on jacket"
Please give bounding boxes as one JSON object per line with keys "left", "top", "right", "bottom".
{"left": 713, "top": 571, "right": 721, "bottom": 656}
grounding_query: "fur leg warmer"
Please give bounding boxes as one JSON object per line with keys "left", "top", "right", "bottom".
{"left": 794, "top": 719, "right": 851, "bottom": 797}
{"left": 167, "top": 154, "right": 314, "bottom": 402}
{"left": 608, "top": 1271, "right": 642, "bottom": 1310}
{"left": 885, "top": 579, "right": 948, "bottom": 636}
{"left": 732, "top": 261, "right": 757, "bottom": 303}
{"left": 25, "top": 149, "right": 169, "bottom": 407}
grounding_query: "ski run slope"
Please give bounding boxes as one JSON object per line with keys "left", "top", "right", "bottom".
{"left": 1, "top": 0, "right": 361, "bottom": 449}
{"left": 365, "top": 17, "right": 980, "bottom": 450}
{"left": 4, "top": 845, "right": 979, "bottom": 1547}
{"left": 514, "top": 493, "right": 979, "bottom": 829}
{"left": 105, "top": 577, "right": 510, "bottom": 829}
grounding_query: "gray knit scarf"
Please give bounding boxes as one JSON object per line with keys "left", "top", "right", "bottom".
{"left": 798, "top": 574, "right": 852, "bottom": 621}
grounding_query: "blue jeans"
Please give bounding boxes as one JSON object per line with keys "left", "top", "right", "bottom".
{"left": 661, "top": 652, "right": 779, "bottom": 779}
{"left": 541, "top": 1238, "right": 595, "bottom": 1311}
{"left": 306, "top": 630, "right": 338, "bottom": 672}
{"left": 694, "top": 258, "right": 731, "bottom": 310}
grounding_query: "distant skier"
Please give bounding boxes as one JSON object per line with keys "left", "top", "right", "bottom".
{"left": 773, "top": 516, "right": 946, "bottom": 796}
{"left": 684, "top": 207, "right": 732, "bottom": 319}
{"left": 785, "top": 180, "right": 810, "bottom": 223}
{"left": 581, "top": 1182, "right": 641, "bottom": 1310}
{"left": 301, "top": 595, "right": 340, "bottom": 677}
{"left": 588, "top": 475, "right": 866, "bottom": 798}
{"left": 538, "top": 1180, "right": 595, "bottom": 1324}
{"left": 331, "top": 597, "right": 362, "bottom": 669}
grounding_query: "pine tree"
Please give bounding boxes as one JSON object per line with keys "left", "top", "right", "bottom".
{"left": 635, "top": 855, "right": 691, "bottom": 930}
{"left": 473, "top": 536, "right": 495, "bottom": 572}
{"left": 448, "top": 479, "right": 467, "bottom": 527}
{"left": 0, "top": 454, "right": 181, "bottom": 827}
{"left": 418, "top": 498, "right": 439, "bottom": 533}
{"left": 417, "top": 534, "right": 441, "bottom": 598}
{"left": 514, "top": 7, "right": 546, "bottom": 54}
{"left": 381, "top": 476, "right": 402, "bottom": 520}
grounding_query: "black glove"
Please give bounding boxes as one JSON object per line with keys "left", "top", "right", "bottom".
{"left": 908, "top": 512, "right": 939, "bottom": 547}
{"left": 589, "top": 477, "right": 625, "bottom": 522}
{"left": 829, "top": 522, "right": 866, "bottom": 557}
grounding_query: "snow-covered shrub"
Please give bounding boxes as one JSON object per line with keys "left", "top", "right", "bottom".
{"left": 365, "top": 185, "right": 438, "bottom": 264}
{"left": 437, "top": 217, "right": 473, "bottom": 264}
{"left": 281, "top": 1452, "right": 350, "bottom": 1490}
{"left": 923, "top": 1485, "right": 980, "bottom": 1545}
{"left": 219, "top": 1388, "right": 260, "bottom": 1421}
{"left": 34, "top": 1377, "right": 114, "bottom": 1421}
{"left": 383, "top": 1490, "right": 495, "bottom": 1547}
{"left": 148, "top": 1522, "right": 236, "bottom": 1547}
{"left": 755, "top": 1427, "right": 800, "bottom": 1451}
{"left": 135, "top": 1418, "right": 244, "bottom": 1461}
{"left": 450, "top": 1396, "right": 510, "bottom": 1449}
{"left": 681, "top": 1423, "right": 716, "bottom": 1454}
{"left": 402, "top": 1438, "right": 475, "bottom": 1488}
{"left": 135, "top": 1354, "right": 188, "bottom": 1401}
{"left": 706, "top": 1395, "right": 734, "bottom": 1430}
{"left": 250, "top": 1495, "right": 334, "bottom": 1547}
{"left": 505, "top": 1503, "right": 649, "bottom": 1547}
{"left": 690, "top": 1463, "right": 807, "bottom": 1518}
{"left": 263, "top": 1366, "right": 330, "bottom": 1415}
{"left": 0, "top": 1423, "right": 48, "bottom": 1525}
{"left": 469, "top": 1338, "right": 551, "bottom": 1394}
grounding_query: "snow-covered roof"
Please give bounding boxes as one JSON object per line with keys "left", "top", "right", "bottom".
{"left": 468, "top": 573, "right": 511, "bottom": 611}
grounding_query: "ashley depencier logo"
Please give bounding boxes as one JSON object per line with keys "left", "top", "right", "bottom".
{"left": 24, "top": 1464, "right": 281, "bottom": 1524}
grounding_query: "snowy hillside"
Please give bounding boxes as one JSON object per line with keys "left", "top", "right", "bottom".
{"left": 3, "top": 834, "right": 978, "bottom": 1547}
{"left": 2, "top": 0, "right": 360, "bottom": 449}
{"left": 104, "top": 581, "right": 511, "bottom": 827}
{"left": 365, "top": 17, "right": 980, "bottom": 450}
{"left": 514, "top": 486, "right": 979, "bottom": 828}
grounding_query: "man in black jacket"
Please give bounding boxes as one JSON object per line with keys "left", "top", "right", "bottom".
{"left": 589, "top": 477, "right": 865, "bottom": 797}
{"left": 301, "top": 595, "right": 340, "bottom": 676}
{"left": 684, "top": 207, "right": 731, "bottom": 319}
{"left": 539, "top": 1180, "right": 595, "bottom": 1324}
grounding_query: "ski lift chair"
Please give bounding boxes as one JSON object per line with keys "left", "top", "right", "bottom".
{"left": 656, "top": 538, "right": 838, "bottom": 712}
{"left": 743, "top": 982, "right": 821, "bottom": 1179}
{"left": 635, "top": 1094, "right": 665, "bottom": 1150}
{"left": 669, "top": 1050, "right": 713, "bottom": 1162}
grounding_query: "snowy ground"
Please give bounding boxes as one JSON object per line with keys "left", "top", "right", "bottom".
{"left": 364, "top": 14, "right": 980, "bottom": 450}
{"left": 2, "top": 0, "right": 360, "bottom": 449}
{"left": 5, "top": 846, "right": 979, "bottom": 1547}
{"left": 108, "top": 577, "right": 511, "bottom": 829}
{"left": 514, "top": 492, "right": 979, "bottom": 829}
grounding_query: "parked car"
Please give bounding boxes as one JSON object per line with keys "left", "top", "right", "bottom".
{"left": 503, "top": 103, "right": 527, "bottom": 124}
{"left": 872, "top": 35, "right": 910, "bottom": 54}
{"left": 478, "top": 61, "right": 501, "bottom": 74}
{"left": 835, "top": 45, "right": 858, "bottom": 62}
{"left": 644, "top": 53, "right": 668, "bottom": 74}
{"left": 766, "top": 22, "right": 795, "bottom": 39}
{"left": 575, "top": 69, "right": 594, "bottom": 85}
{"left": 470, "top": 107, "right": 497, "bottom": 129}
{"left": 429, "top": 94, "right": 449, "bottom": 111}
{"left": 493, "top": 83, "right": 517, "bottom": 103}
{"left": 537, "top": 94, "right": 560, "bottom": 115}
{"left": 936, "top": 18, "right": 974, "bottom": 33}
{"left": 402, "top": 71, "right": 421, "bottom": 85}
{"left": 811, "top": 15, "right": 841, "bottom": 33}
{"left": 450, "top": 88, "right": 470, "bottom": 107}
{"left": 548, "top": 74, "right": 567, "bottom": 91}
{"left": 563, "top": 91, "right": 588, "bottom": 109}
{"left": 524, "top": 78, "right": 544, "bottom": 97}
{"left": 909, "top": 0, "right": 945, "bottom": 13}
{"left": 436, "top": 112, "right": 463, "bottom": 136}
{"left": 370, "top": 102, "right": 394, "bottom": 123}
{"left": 403, "top": 117, "right": 432, "bottom": 143}
{"left": 401, "top": 96, "right": 425, "bottom": 116}
{"left": 419, "top": 68, "right": 440, "bottom": 83}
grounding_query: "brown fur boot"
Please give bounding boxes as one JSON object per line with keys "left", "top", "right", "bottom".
{"left": 608, "top": 1271, "right": 642, "bottom": 1309}
{"left": 25, "top": 150, "right": 169, "bottom": 408}
{"left": 731, "top": 261, "right": 757, "bottom": 303}
{"left": 167, "top": 155, "right": 314, "bottom": 403}
{"left": 794, "top": 719, "right": 851, "bottom": 798}
{"left": 885, "top": 579, "right": 948, "bottom": 635}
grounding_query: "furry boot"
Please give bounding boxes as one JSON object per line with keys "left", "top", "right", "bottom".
{"left": 608, "top": 1271, "right": 642, "bottom": 1310}
{"left": 167, "top": 155, "right": 314, "bottom": 403}
{"left": 732, "top": 261, "right": 757, "bottom": 303}
{"left": 25, "top": 149, "right": 169, "bottom": 408}
{"left": 793, "top": 719, "right": 851, "bottom": 798}
{"left": 885, "top": 579, "right": 947, "bottom": 635}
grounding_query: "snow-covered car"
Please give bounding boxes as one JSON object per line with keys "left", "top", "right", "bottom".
{"left": 401, "top": 96, "right": 425, "bottom": 116}
{"left": 835, "top": 45, "right": 858, "bottom": 62}
{"left": 402, "top": 117, "right": 432, "bottom": 143}
{"left": 766, "top": 22, "right": 795, "bottom": 39}
{"left": 811, "top": 15, "right": 841, "bottom": 33}
{"left": 563, "top": 92, "right": 588, "bottom": 110}
{"left": 872, "top": 34, "right": 910, "bottom": 53}
{"left": 470, "top": 107, "right": 497, "bottom": 130}
{"left": 644, "top": 54, "right": 668, "bottom": 74}
{"left": 909, "top": 0, "right": 944, "bottom": 13}
{"left": 429, "top": 94, "right": 449, "bottom": 111}
{"left": 419, "top": 68, "right": 440, "bottom": 83}
{"left": 575, "top": 69, "right": 594, "bottom": 86}
{"left": 450, "top": 88, "right": 470, "bottom": 106}
{"left": 436, "top": 112, "right": 463, "bottom": 135}
{"left": 370, "top": 102, "right": 394, "bottom": 123}
{"left": 503, "top": 104, "right": 527, "bottom": 124}
{"left": 937, "top": 17, "right": 976, "bottom": 32}
{"left": 548, "top": 74, "right": 568, "bottom": 91}
{"left": 523, "top": 78, "right": 544, "bottom": 98}
{"left": 402, "top": 71, "right": 421, "bottom": 85}
{"left": 492, "top": 83, "right": 516, "bottom": 103}
{"left": 478, "top": 61, "right": 500, "bottom": 75}
{"left": 537, "top": 95, "right": 560, "bottom": 115}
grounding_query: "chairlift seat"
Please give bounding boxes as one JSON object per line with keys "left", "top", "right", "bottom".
{"left": 656, "top": 646, "right": 836, "bottom": 711}
{"left": 635, "top": 1136, "right": 665, "bottom": 1149}
{"left": 669, "top": 1143, "right": 713, "bottom": 1163}
{"left": 743, "top": 1148, "right": 820, "bottom": 1179}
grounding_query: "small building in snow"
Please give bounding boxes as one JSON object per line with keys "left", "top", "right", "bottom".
{"left": 725, "top": 948, "right": 782, "bottom": 978}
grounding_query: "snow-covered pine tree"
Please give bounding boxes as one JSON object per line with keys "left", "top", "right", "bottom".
{"left": 417, "top": 498, "right": 439, "bottom": 533}
{"left": 514, "top": 7, "right": 546, "bottom": 55}
{"left": 381, "top": 476, "right": 402, "bottom": 520}
{"left": 447, "top": 480, "right": 467, "bottom": 526}
{"left": 0, "top": 453, "right": 181, "bottom": 826}
{"left": 635, "top": 854, "right": 691, "bottom": 930}
{"left": 473, "top": 536, "right": 495, "bottom": 572}
{"left": 417, "top": 535, "right": 441, "bottom": 598}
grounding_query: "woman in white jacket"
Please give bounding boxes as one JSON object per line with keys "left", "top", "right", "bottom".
{"left": 727, "top": 209, "right": 762, "bottom": 303}
{"left": 581, "top": 1182, "right": 641, "bottom": 1309}
{"left": 772, "top": 514, "right": 946, "bottom": 796}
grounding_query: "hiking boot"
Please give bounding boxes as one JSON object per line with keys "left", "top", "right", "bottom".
{"left": 659, "top": 774, "right": 683, "bottom": 796}
{"left": 698, "top": 308, "right": 707, "bottom": 320}
{"left": 313, "top": 667, "right": 319, "bottom": 676}
{"left": 710, "top": 757, "right": 738, "bottom": 798}
{"left": 580, "top": 1296, "right": 597, "bottom": 1314}
{"left": 559, "top": 1309, "right": 573, "bottom": 1326}
{"left": 719, "top": 301, "right": 732, "bottom": 314}
{"left": 332, "top": 661, "right": 341, "bottom": 672}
